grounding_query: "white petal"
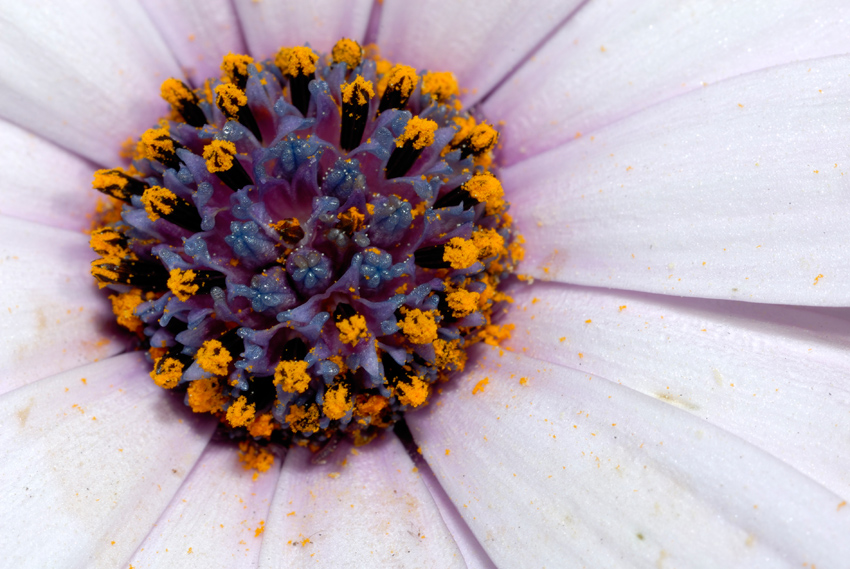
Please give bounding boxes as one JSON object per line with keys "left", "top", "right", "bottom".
{"left": 0, "top": 353, "right": 216, "bottom": 568}
{"left": 233, "top": 0, "right": 373, "bottom": 59}
{"left": 258, "top": 436, "right": 465, "bottom": 568}
{"left": 0, "top": 0, "right": 182, "bottom": 165}
{"left": 408, "top": 347, "right": 850, "bottom": 568}
{"left": 376, "top": 0, "right": 583, "bottom": 107}
{"left": 0, "top": 215, "right": 132, "bottom": 395}
{"left": 0, "top": 119, "right": 101, "bottom": 231}
{"left": 483, "top": 0, "right": 850, "bottom": 164}
{"left": 127, "top": 440, "right": 281, "bottom": 569}
{"left": 139, "top": 0, "right": 246, "bottom": 86}
{"left": 505, "top": 55, "right": 850, "bottom": 305}
{"left": 503, "top": 281, "right": 850, "bottom": 500}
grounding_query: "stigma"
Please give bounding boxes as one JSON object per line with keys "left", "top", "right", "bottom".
{"left": 89, "top": 39, "right": 521, "bottom": 464}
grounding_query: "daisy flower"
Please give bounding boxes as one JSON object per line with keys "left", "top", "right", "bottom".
{"left": 1, "top": 1, "right": 849, "bottom": 568}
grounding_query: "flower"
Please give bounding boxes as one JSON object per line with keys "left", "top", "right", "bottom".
{"left": 0, "top": 1, "right": 849, "bottom": 567}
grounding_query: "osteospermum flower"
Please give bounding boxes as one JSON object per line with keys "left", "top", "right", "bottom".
{"left": 1, "top": 1, "right": 849, "bottom": 568}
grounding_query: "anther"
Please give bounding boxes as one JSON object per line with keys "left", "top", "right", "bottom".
{"left": 421, "top": 71, "right": 459, "bottom": 103}
{"left": 89, "top": 227, "right": 130, "bottom": 258}
{"left": 270, "top": 218, "right": 305, "bottom": 245}
{"left": 203, "top": 139, "right": 254, "bottom": 191}
{"left": 140, "top": 186, "right": 203, "bottom": 232}
{"left": 92, "top": 168, "right": 149, "bottom": 203}
{"left": 215, "top": 83, "right": 263, "bottom": 142}
{"left": 275, "top": 46, "right": 319, "bottom": 116}
{"left": 331, "top": 38, "right": 363, "bottom": 70}
{"left": 385, "top": 117, "right": 438, "bottom": 179}
{"left": 454, "top": 123, "right": 499, "bottom": 159}
{"left": 414, "top": 237, "right": 479, "bottom": 270}
{"left": 150, "top": 345, "right": 192, "bottom": 389}
{"left": 139, "top": 127, "right": 184, "bottom": 170}
{"left": 160, "top": 78, "right": 207, "bottom": 128}
{"left": 167, "top": 268, "right": 227, "bottom": 301}
{"left": 340, "top": 76, "right": 374, "bottom": 151}
{"left": 221, "top": 53, "right": 255, "bottom": 90}
{"left": 91, "top": 257, "right": 170, "bottom": 290}
{"left": 378, "top": 65, "right": 418, "bottom": 113}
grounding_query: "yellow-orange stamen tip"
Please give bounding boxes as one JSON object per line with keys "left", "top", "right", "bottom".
{"left": 468, "top": 123, "right": 499, "bottom": 154}
{"left": 187, "top": 376, "right": 227, "bottom": 413}
{"left": 443, "top": 237, "right": 479, "bottom": 270}
{"left": 472, "top": 227, "right": 506, "bottom": 259}
{"left": 396, "top": 376, "right": 429, "bottom": 407}
{"left": 464, "top": 174, "right": 505, "bottom": 215}
{"left": 238, "top": 440, "right": 275, "bottom": 472}
{"left": 226, "top": 395, "right": 256, "bottom": 428}
{"left": 248, "top": 413, "right": 276, "bottom": 438}
{"left": 341, "top": 75, "right": 375, "bottom": 106}
{"left": 421, "top": 71, "right": 459, "bottom": 102}
{"left": 138, "top": 127, "right": 175, "bottom": 162}
{"left": 140, "top": 185, "right": 176, "bottom": 222}
{"left": 109, "top": 290, "right": 144, "bottom": 333}
{"left": 323, "top": 384, "right": 352, "bottom": 420}
{"left": 397, "top": 117, "right": 438, "bottom": 149}
{"left": 92, "top": 168, "right": 128, "bottom": 192}
{"left": 221, "top": 53, "right": 255, "bottom": 81}
{"left": 400, "top": 309, "right": 439, "bottom": 344}
{"left": 275, "top": 46, "right": 319, "bottom": 77}
{"left": 446, "top": 289, "right": 480, "bottom": 318}
{"left": 214, "top": 83, "right": 247, "bottom": 116}
{"left": 274, "top": 360, "right": 312, "bottom": 393}
{"left": 336, "top": 314, "right": 369, "bottom": 346}
{"left": 167, "top": 268, "right": 199, "bottom": 301}
{"left": 195, "top": 339, "right": 232, "bottom": 375}
{"left": 160, "top": 77, "right": 195, "bottom": 107}
{"left": 285, "top": 404, "right": 320, "bottom": 433}
{"left": 386, "top": 65, "right": 418, "bottom": 98}
{"left": 150, "top": 356, "right": 185, "bottom": 389}
{"left": 332, "top": 38, "right": 363, "bottom": 69}
{"left": 203, "top": 139, "right": 237, "bottom": 173}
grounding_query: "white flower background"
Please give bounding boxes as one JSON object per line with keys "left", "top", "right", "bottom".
{"left": 0, "top": 0, "right": 848, "bottom": 567}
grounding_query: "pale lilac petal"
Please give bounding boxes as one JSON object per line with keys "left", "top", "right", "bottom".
{"left": 0, "top": 118, "right": 101, "bottom": 231}
{"left": 408, "top": 347, "right": 850, "bottom": 568}
{"left": 127, "top": 440, "right": 281, "bottom": 568}
{"left": 139, "top": 0, "right": 246, "bottom": 86}
{"left": 484, "top": 0, "right": 850, "bottom": 164}
{"left": 503, "top": 281, "right": 850, "bottom": 500}
{"left": 0, "top": 216, "right": 132, "bottom": 395}
{"left": 0, "top": 353, "right": 215, "bottom": 568}
{"left": 376, "top": 0, "right": 582, "bottom": 107}
{"left": 258, "top": 436, "right": 465, "bottom": 568}
{"left": 506, "top": 55, "right": 850, "bottom": 305}
{"left": 0, "top": 1, "right": 182, "bottom": 165}
{"left": 233, "top": 0, "right": 372, "bottom": 59}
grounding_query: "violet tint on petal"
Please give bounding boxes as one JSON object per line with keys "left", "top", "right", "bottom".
{"left": 485, "top": 0, "right": 850, "bottom": 164}
{"left": 506, "top": 55, "right": 850, "bottom": 305}
{"left": 0, "top": 353, "right": 215, "bottom": 568}
{"left": 408, "top": 346, "right": 850, "bottom": 569}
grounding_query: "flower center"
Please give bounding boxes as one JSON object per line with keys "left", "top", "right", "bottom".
{"left": 89, "top": 39, "right": 522, "bottom": 470}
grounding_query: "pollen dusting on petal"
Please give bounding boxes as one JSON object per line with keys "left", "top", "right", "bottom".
{"left": 140, "top": 186, "right": 176, "bottom": 221}
{"left": 221, "top": 53, "right": 255, "bottom": 82}
{"left": 478, "top": 323, "right": 515, "bottom": 346}
{"left": 248, "top": 413, "right": 275, "bottom": 438}
{"left": 285, "top": 403, "right": 320, "bottom": 433}
{"left": 275, "top": 46, "right": 319, "bottom": 77}
{"left": 323, "top": 384, "right": 352, "bottom": 420}
{"left": 395, "top": 376, "right": 429, "bottom": 407}
{"left": 196, "top": 339, "right": 232, "bottom": 375}
{"left": 443, "top": 237, "right": 479, "bottom": 269}
{"left": 187, "top": 377, "right": 227, "bottom": 413}
{"left": 226, "top": 395, "right": 256, "bottom": 428}
{"left": 336, "top": 314, "right": 368, "bottom": 346}
{"left": 109, "top": 290, "right": 144, "bottom": 333}
{"left": 238, "top": 440, "right": 274, "bottom": 472}
{"left": 274, "top": 360, "right": 311, "bottom": 393}
{"left": 465, "top": 174, "right": 505, "bottom": 215}
{"left": 332, "top": 38, "right": 363, "bottom": 69}
{"left": 203, "top": 139, "right": 237, "bottom": 172}
{"left": 397, "top": 117, "right": 438, "bottom": 149}
{"left": 150, "top": 355, "right": 184, "bottom": 389}
{"left": 472, "top": 377, "right": 489, "bottom": 394}
{"left": 400, "top": 308, "right": 439, "bottom": 344}
{"left": 421, "top": 71, "right": 459, "bottom": 102}
{"left": 341, "top": 75, "right": 374, "bottom": 105}
{"left": 446, "top": 289, "right": 480, "bottom": 319}
{"left": 167, "top": 268, "right": 199, "bottom": 302}
{"left": 215, "top": 83, "right": 248, "bottom": 116}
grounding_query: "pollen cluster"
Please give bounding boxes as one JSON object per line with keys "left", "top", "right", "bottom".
{"left": 89, "top": 40, "right": 520, "bottom": 464}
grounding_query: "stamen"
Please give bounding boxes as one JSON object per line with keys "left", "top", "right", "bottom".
{"left": 150, "top": 345, "right": 191, "bottom": 389}
{"left": 275, "top": 46, "right": 319, "bottom": 116}
{"left": 160, "top": 78, "right": 207, "bottom": 127}
{"left": 90, "top": 227, "right": 130, "bottom": 258}
{"left": 454, "top": 123, "right": 499, "bottom": 159}
{"left": 92, "top": 168, "right": 148, "bottom": 203}
{"left": 203, "top": 139, "right": 254, "bottom": 191}
{"left": 378, "top": 64, "right": 418, "bottom": 112}
{"left": 91, "top": 258, "right": 169, "bottom": 290}
{"left": 340, "top": 76, "right": 374, "bottom": 151}
{"left": 221, "top": 53, "right": 256, "bottom": 90}
{"left": 140, "top": 186, "right": 203, "bottom": 232}
{"left": 385, "top": 117, "right": 438, "bottom": 179}
{"left": 138, "top": 127, "right": 183, "bottom": 170}
{"left": 421, "top": 71, "right": 459, "bottom": 102}
{"left": 215, "top": 83, "right": 263, "bottom": 142}
{"left": 331, "top": 38, "right": 363, "bottom": 70}
{"left": 167, "top": 268, "right": 226, "bottom": 301}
